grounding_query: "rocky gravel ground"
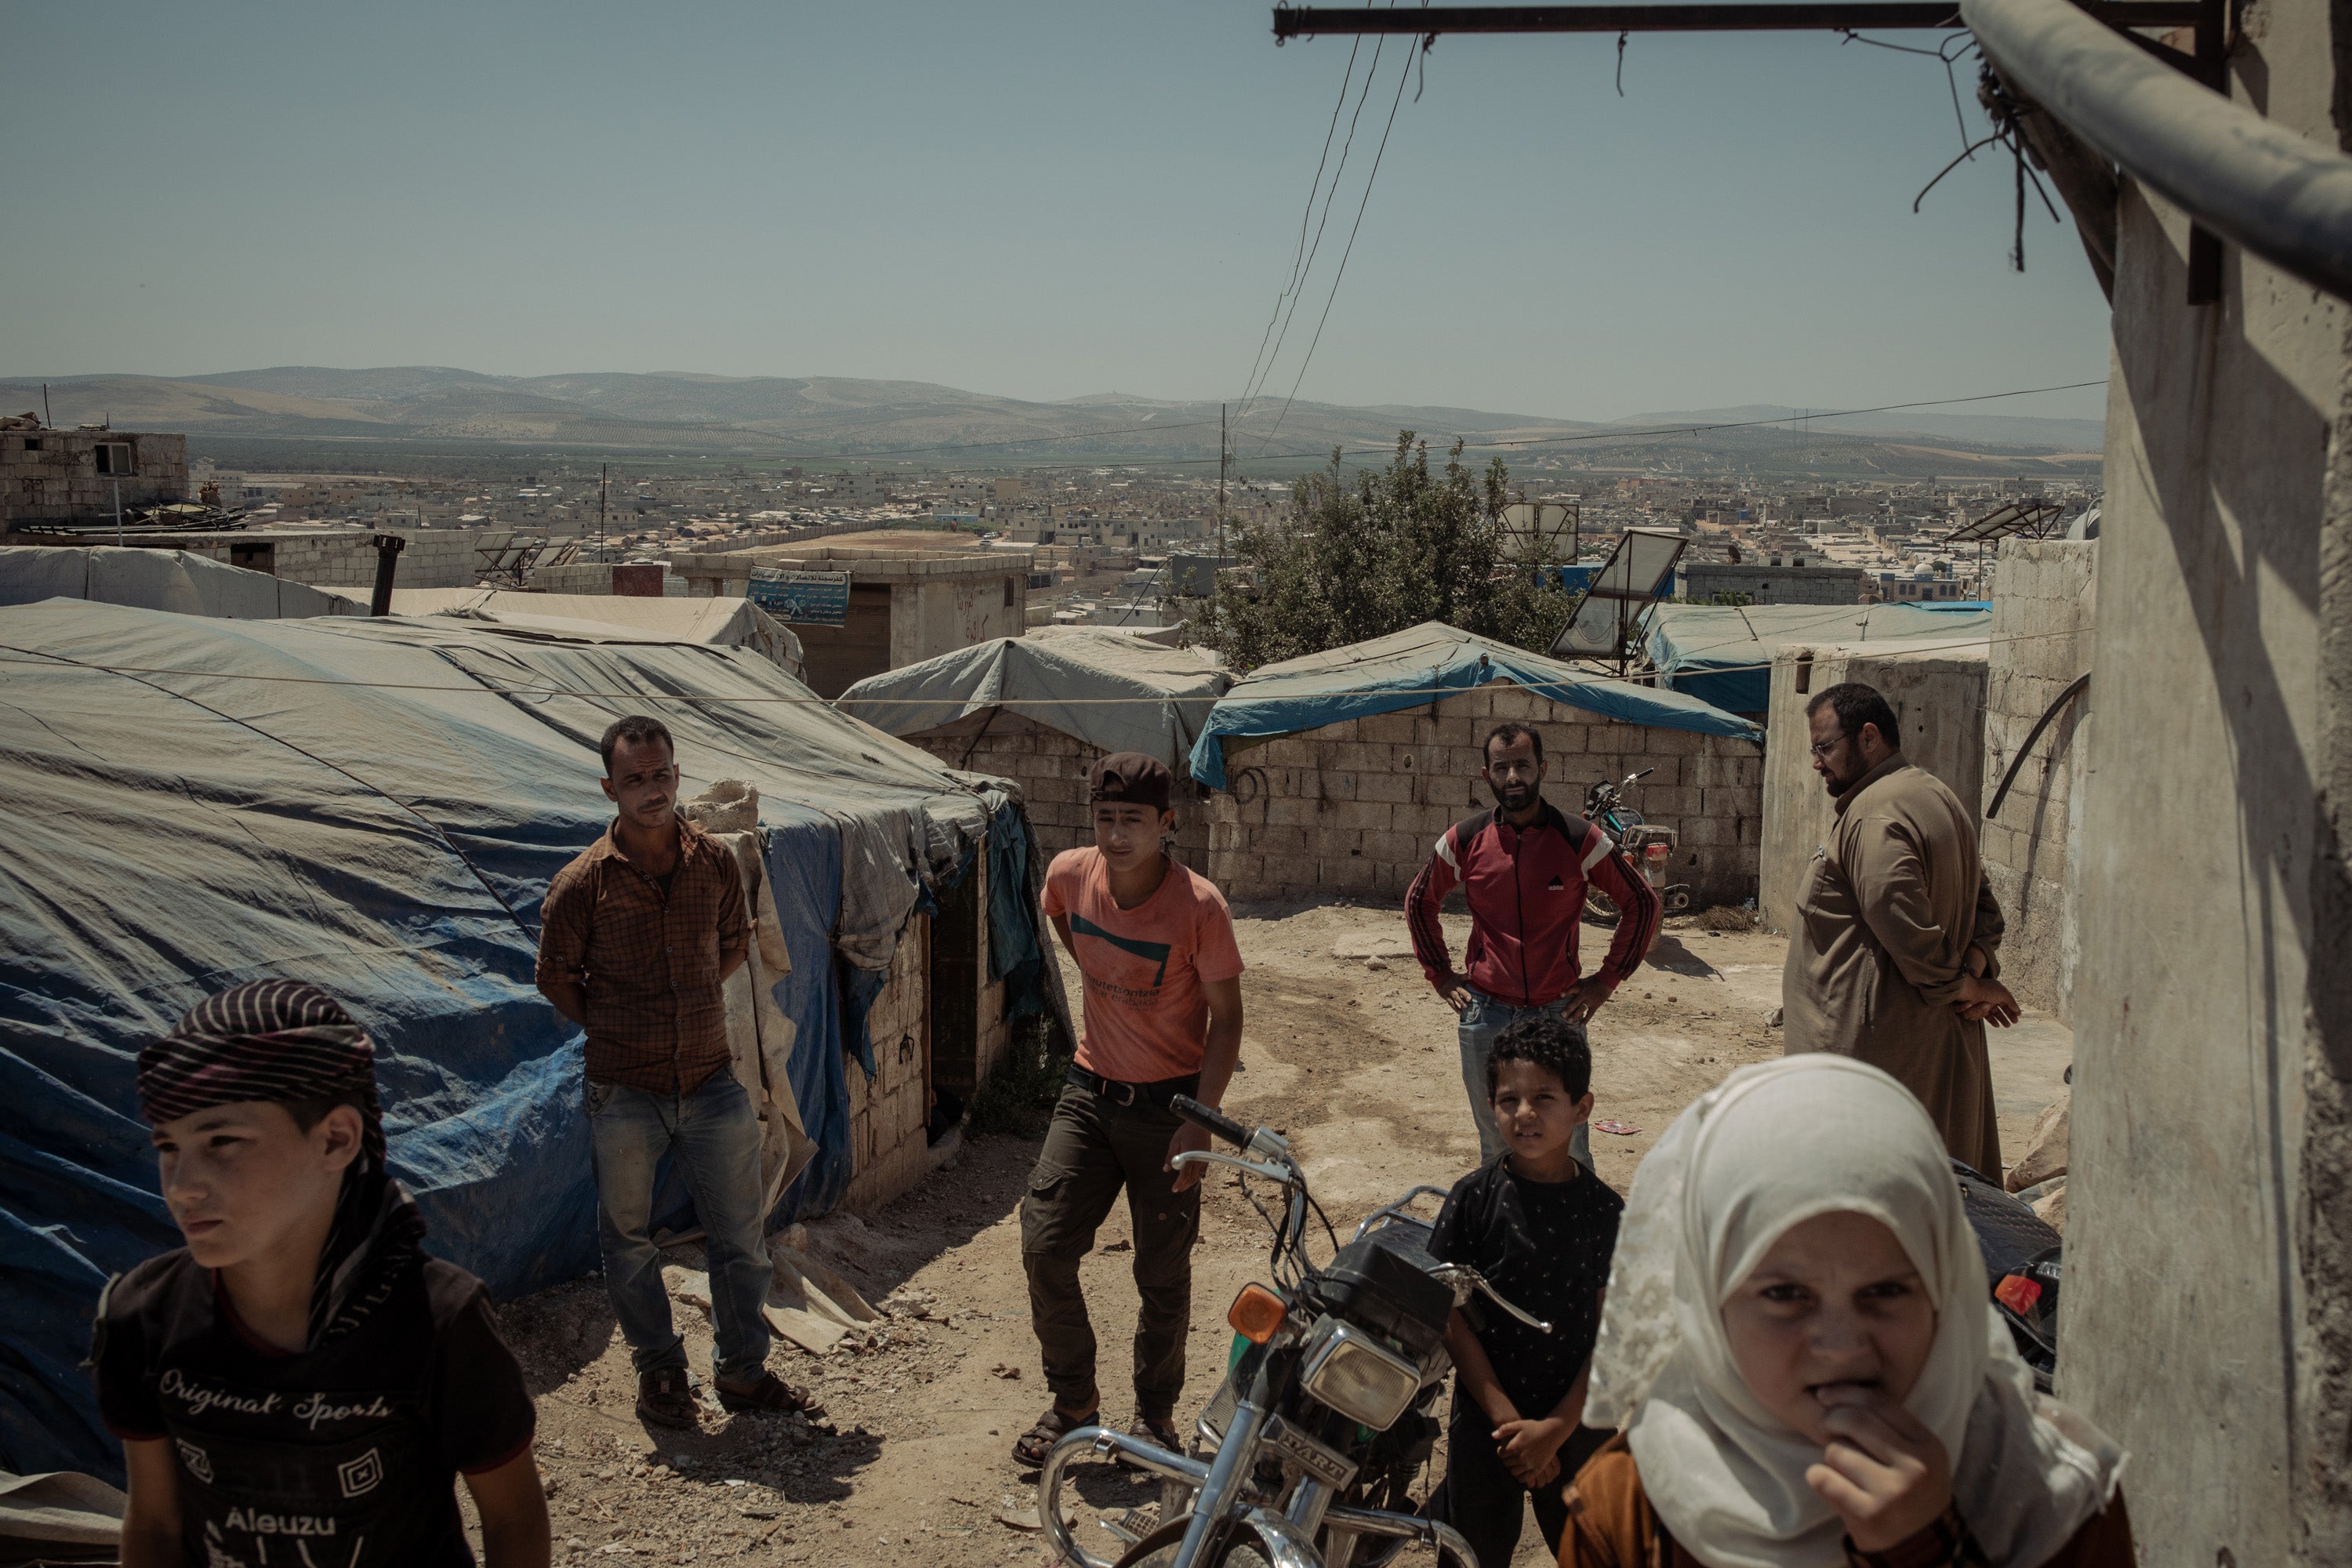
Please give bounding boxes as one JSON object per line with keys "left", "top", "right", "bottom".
{"left": 466, "top": 902, "right": 2063, "bottom": 1566}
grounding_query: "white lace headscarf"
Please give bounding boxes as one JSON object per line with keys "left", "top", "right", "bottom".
{"left": 1583, "top": 1055, "right": 2123, "bottom": 1567}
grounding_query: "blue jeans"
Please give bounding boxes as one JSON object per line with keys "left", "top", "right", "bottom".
{"left": 1457, "top": 988, "right": 1594, "bottom": 1170}
{"left": 587, "top": 1069, "right": 773, "bottom": 1384}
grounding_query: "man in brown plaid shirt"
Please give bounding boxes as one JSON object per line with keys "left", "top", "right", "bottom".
{"left": 537, "top": 716, "right": 817, "bottom": 1428}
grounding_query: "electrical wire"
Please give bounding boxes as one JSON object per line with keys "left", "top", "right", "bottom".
{"left": 1238, "top": 36, "right": 1366, "bottom": 412}
{"left": 742, "top": 416, "right": 1221, "bottom": 462}
{"left": 1241, "top": 29, "right": 1393, "bottom": 420}
{"left": 1250, "top": 38, "right": 1418, "bottom": 453}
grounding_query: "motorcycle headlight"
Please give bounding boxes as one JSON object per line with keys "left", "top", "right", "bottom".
{"left": 1298, "top": 1318, "right": 1422, "bottom": 1431}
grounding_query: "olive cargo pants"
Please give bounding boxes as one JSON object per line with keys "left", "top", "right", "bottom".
{"left": 1020, "top": 1079, "right": 1202, "bottom": 1417}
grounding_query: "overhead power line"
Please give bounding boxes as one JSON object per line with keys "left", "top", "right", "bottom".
{"left": 1240, "top": 30, "right": 1394, "bottom": 419}
{"left": 1251, "top": 34, "right": 1421, "bottom": 452}
{"left": 527, "top": 380, "right": 2102, "bottom": 481}
{"left": 1237, "top": 36, "right": 1367, "bottom": 413}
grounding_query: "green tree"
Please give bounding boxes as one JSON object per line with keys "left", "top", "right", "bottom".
{"left": 1185, "top": 433, "right": 1573, "bottom": 670}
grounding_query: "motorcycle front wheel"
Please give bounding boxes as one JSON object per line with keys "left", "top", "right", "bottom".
{"left": 1583, "top": 886, "right": 1622, "bottom": 928}
{"left": 1113, "top": 1515, "right": 1272, "bottom": 1568}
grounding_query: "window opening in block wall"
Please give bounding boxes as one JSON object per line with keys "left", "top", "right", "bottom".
{"left": 1003, "top": 577, "right": 1016, "bottom": 608}
{"left": 93, "top": 441, "right": 134, "bottom": 476}
{"left": 926, "top": 869, "right": 982, "bottom": 1143}
{"left": 20, "top": 437, "right": 42, "bottom": 452}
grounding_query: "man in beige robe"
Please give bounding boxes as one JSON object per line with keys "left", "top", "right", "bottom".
{"left": 1783, "top": 681, "right": 2020, "bottom": 1177}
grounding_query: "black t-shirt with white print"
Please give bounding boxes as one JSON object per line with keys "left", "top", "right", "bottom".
{"left": 1429, "top": 1153, "right": 1624, "bottom": 1419}
{"left": 92, "top": 1248, "right": 535, "bottom": 1568}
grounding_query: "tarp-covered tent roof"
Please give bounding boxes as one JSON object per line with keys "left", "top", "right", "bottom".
{"left": 0, "top": 545, "right": 362, "bottom": 619}
{"left": 0, "top": 601, "right": 1024, "bottom": 1480}
{"left": 1188, "top": 621, "right": 1762, "bottom": 790}
{"left": 838, "top": 629, "right": 1232, "bottom": 771}
{"left": 1644, "top": 601, "right": 1996, "bottom": 713}
{"left": 315, "top": 586, "right": 805, "bottom": 675}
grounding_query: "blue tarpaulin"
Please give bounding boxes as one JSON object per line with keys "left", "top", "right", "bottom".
{"left": 0, "top": 600, "right": 1006, "bottom": 1481}
{"left": 1643, "top": 602, "right": 1996, "bottom": 714}
{"left": 1188, "top": 622, "right": 1762, "bottom": 789}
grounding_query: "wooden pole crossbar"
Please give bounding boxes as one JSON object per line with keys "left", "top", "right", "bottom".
{"left": 1271, "top": 2, "right": 2201, "bottom": 35}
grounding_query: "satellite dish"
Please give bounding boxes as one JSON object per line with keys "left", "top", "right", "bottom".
{"left": 1548, "top": 527, "right": 1689, "bottom": 670}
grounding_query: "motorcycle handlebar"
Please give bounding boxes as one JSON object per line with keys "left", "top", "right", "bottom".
{"left": 1171, "top": 1094, "right": 1250, "bottom": 1149}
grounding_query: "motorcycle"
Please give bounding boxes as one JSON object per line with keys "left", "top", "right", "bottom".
{"left": 1036, "top": 1096, "right": 1549, "bottom": 1568}
{"left": 1581, "top": 767, "right": 1692, "bottom": 924}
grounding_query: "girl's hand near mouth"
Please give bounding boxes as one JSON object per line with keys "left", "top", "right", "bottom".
{"left": 1804, "top": 1381, "right": 1955, "bottom": 1552}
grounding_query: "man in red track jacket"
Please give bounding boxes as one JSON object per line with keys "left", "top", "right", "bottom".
{"left": 1406, "top": 722, "right": 1661, "bottom": 1165}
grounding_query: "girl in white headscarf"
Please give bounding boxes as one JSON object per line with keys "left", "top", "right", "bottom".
{"left": 1556, "top": 1055, "right": 2129, "bottom": 1568}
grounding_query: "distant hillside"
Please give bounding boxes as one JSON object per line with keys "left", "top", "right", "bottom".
{"left": 0, "top": 368, "right": 2101, "bottom": 474}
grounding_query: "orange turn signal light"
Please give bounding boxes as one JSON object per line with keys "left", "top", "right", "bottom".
{"left": 1228, "top": 1283, "right": 1288, "bottom": 1344}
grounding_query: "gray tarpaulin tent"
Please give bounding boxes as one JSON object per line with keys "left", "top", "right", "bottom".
{"left": 318, "top": 586, "right": 806, "bottom": 676}
{"left": 1644, "top": 601, "right": 1994, "bottom": 713}
{"left": 837, "top": 629, "right": 1232, "bottom": 771}
{"left": 0, "top": 546, "right": 361, "bottom": 619}
{"left": 0, "top": 601, "right": 1051, "bottom": 1482}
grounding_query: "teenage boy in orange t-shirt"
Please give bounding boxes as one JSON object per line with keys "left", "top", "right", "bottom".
{"left": 1010, "top": 753, "right": 1245, "bottom": 1467}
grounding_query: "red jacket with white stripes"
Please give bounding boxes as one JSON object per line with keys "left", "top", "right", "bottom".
{"left": 1405, "top": 800, "right": 1660, "bottom": 1007}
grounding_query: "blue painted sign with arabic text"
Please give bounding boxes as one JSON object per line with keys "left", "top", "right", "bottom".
{"left": 748, "top": 568, "right": 851, "bottom": 626}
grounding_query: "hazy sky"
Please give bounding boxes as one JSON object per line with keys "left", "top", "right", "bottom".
{"left": 0, "top": 2, "right": 2112, "bottom": 424}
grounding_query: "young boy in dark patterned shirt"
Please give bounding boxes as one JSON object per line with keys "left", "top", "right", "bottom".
{"left": 1428, "top": 1014, "right": 1624, "bottom": 1568}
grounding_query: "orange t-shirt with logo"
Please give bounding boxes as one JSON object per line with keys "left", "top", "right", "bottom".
{"left": 1041, "top": 848, "right": 1246, "bottom": 1084}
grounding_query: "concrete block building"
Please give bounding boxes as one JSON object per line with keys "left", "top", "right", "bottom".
{"left": 85, "top": 526, "right": 530, "bottom": 591}
{"left": 1682, "top": 558, "right": 1865, "bottom": 605}
{"left": 1186, "top": 623, "right": 1765, "bottom": 908}
{"left": 1200, "top": 686, "right": 1764, "bottom": 906}
{"left": 672, "top": 530, "right": 1034, "bottom": 698}
{"left": 837, "top": 628, "right": 1232, "bottom": 865}
{"left": 840, "top": 851, "right": 1018, "bottom": 1213}
{"left": 0, "top": 426, "right": 187, "bottom": 531}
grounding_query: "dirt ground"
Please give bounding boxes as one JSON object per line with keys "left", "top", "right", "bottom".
{"left": 485, "top": 902, "right": 2072, "bottom": 1566}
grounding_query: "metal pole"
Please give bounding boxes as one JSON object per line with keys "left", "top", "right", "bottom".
{"left": 113, "top": 478, "right": 122, "bottom": 546}
{"left": 1965, "top": 0, "right": 2352, "bottom": 306}
{"left": 1218, "top": 403, "right": 1229, "bottom": 612}
{"left": 599, "top": 462, "right": 608, "bottom": 558}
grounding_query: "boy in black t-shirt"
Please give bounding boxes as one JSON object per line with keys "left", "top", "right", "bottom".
{"left": 91, "top": 981, "right": 549, "bottom": 1568}
{"left": 1427, "top": 1014, "right": 1624, "bottom": 1568}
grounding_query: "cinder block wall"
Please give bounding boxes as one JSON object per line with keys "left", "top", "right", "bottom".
{"left": 170, "top": 529, "right": 514, "bottom": 590}
{"left": 1758, "top": 640, "right": 1987, "bottom": 932}
{"left": 835, "top": 838, "right": 1019, "bottom": 1217}
{"left": 841, "top": 916, "right": 932, "bottom": 1214}
{"left": 1200, "top": 680, "right": 1762, "bottom": 908}
{"left": 899, "top": 709, "right": 1213, "bottom": 867}
{"left": 1978, "top": 539, "right": 2096, "bottom": 1021}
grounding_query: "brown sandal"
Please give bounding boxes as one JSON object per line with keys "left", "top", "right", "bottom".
{"left": 1011, "top": 1403, "right": 1099, "bottom": 1467}
{"left": 637, "top": 1367, "right": 700, "bottom": 1428}
{"left": 1127, "top": 1412, "right": 1182, "bottom": 1452}
{"left": 715, "top": 1370, "right": 825, "bottom": 1416}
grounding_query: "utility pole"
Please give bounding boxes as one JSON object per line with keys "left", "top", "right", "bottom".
{"left": 112, "top": 478, "right": 123, "bottom": 547}
{"left": 599, "top": 463, "right": 609, "bottom": 558}
{"left": 1217, "top": 402, "right": 1229, "bottom": 613}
